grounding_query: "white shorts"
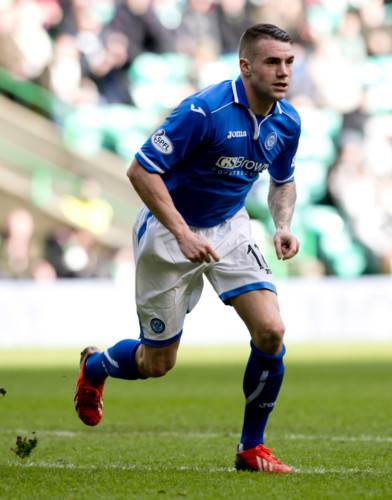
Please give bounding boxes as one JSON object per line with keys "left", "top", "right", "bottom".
{"left": 132, "top": 206, "right": 276, "bottom": 347}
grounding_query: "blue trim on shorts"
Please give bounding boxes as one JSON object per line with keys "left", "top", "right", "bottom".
{"left": 137, "top": 211, "right": 153, "bottom": 244}
{"left": 140, "top": 329, "right": 183, "bottom": 347}
{"left": 219, "top": 281, "right": 277, "bottom": 303}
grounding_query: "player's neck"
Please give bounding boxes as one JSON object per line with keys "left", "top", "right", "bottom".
{"left": 243, "top": 89, "right": 274, "bottom": 116}
{"left": 240, "top": 75, "right": 274, "bottom": 116}
{"left": 247, "top": 97, "right": 274, "bottom": 117}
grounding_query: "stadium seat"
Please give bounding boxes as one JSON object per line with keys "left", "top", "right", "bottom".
{"left": 197, "top": 53, "right": 238, "bottom": 88}
{"left": 62, "top": 106, "right": 105, "bottom": 156}
{"left": 128, "top": 52, "right": 192, "bottom": 110}
{"left": 300, "top": 205, "right": 367, "bottom": 276}
{"left": 362, "top": 55, "right": 392, "bottom": 113}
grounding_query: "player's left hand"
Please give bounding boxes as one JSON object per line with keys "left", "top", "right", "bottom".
{"left": 273, "top": 229, "right": 300, "bottom": 260}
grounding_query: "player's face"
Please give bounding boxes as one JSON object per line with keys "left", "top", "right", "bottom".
{"left": 241, "top": 38, "right": 294, "bottom": 114}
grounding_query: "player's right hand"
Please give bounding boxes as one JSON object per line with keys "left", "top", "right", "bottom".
{"left": 177, "top": 231, "right": 220, "bottom": 264}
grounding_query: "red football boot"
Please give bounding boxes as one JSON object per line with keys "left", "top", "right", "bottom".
{"left": 235, "top": 444, "right": 292, "bottom": 473}
{"left": 74, "top": 346, "right": 105, "bottom": 426}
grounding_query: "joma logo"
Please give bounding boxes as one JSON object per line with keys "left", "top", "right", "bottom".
{"left": 227, "top": 130, "right": 247, "bottom": 139}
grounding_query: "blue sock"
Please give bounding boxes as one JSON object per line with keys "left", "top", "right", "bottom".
{"left": 85, "top": 339, "right": 144, "bottom": 384}
{"left": 240, "top": 342, "right": 285, "bottom": 450}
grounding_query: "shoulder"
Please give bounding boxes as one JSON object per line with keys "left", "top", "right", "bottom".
{"left": 276, "top": 99, "right": 301, "bottom": 130}
{"left": 180, "top": 80, "right": 235, "bottom": 116}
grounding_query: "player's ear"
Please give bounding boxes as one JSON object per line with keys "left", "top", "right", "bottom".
{"left": 240, "top": 58, "right": 251, "bottom": 77}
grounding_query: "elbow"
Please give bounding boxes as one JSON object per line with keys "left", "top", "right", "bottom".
{"left": 127, "top": 159, "right": 160, "bottom": 193}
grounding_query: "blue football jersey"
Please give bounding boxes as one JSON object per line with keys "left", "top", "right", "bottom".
{"left": 135, "top": 76, "right": 301, "bottom": 227}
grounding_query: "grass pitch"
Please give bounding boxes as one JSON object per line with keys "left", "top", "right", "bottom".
{"left": 0, "top": 344, "right": 391, "bottom": 499}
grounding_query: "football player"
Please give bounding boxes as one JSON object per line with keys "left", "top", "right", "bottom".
{"left": 75, "top": 23, "right": 300, "bottom": 473}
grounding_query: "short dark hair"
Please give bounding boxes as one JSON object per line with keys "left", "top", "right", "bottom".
{"left": 239, "top": 24, "right": 293, "bottom": 61}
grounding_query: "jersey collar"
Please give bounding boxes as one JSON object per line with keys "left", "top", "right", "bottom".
{"left": 232, "top": 76, "right": 283, "bottom": 116}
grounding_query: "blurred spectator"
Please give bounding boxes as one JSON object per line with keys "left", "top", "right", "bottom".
{"left": 43, "top": 33, "right": 83, "bottom": 105}
{"left": 91, "top": 30, "right": 131, "bottom": 104}
{"left": 215, "top": 0, "right": 252, "bottom": 54}
{"left": 152, "top": 0, "right": 183, "bottom": 30}
{"left": 336, "top": 9, "right": 367, "bottom": 63}
{"left": 307, "top": 35, "right": 363, "bottom": 112}
{"left": 31, "top": 258, "right": 57, "bottom": 282}
{"left": 0, "top": 208, "right": 39, "bottom": 278}
{"left": 328, "top": 113, "right": 392, "bottom": 274}
{"left": 44, "top": 225, "right": 110, "bottom": 278}
{"left": 109, "top": 0, "right": 175, "bottom": 61}
{"left": 52, "top": 0, "right": 133, "bottom": 104}
{"left": 0, "top": 0, "right": 53, "bottom": 80}
{"left": 285, "top": 42, "right": 317, "bottom": 102}
{"left": 175, "top": 0, "right": 221, "bottom": 56}
{"left": 365, "top": 25, "right": 392, "bottom": 55}
{"left": 250, "top": 0, "right": 305, "bottom": 42}
{"left": 60, "top": 177, "right": 114, "bottom": 235}
{"left": 358, "top": 0, "right": 388, "bottom": 29}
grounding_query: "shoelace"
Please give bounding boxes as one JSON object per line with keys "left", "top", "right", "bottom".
{"left": 256, "top": 445, "right": 283, "bottom": 464}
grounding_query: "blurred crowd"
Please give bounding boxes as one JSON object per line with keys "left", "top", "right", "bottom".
{"left": 0, "top": 205, "right": 135, "bottom": 281}
{"left": 0, "top": 0, "right": 392, "bottom": 279}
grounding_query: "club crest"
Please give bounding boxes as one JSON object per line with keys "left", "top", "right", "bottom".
{"left": 150, "top": 318, "right": 166, "bottom": 334}
{"left": 265, "top": 132, "right": 277, "bottom": 150}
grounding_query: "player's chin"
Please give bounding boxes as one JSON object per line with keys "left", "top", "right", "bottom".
{"left": 272, "top": 92, "right": 288, "bottom": 101}
{"left": 271, "top": 86, "right": 288, "bottom": 99}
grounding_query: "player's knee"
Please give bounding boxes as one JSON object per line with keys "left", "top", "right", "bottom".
{"left": 137, "top": 346, "right": 177, "bottom": 378}
{"left": 252, "top": 318, "right": 285, "bottom": 354}
{"left": 146, "top": 358, "right": 175, "bottom": 378}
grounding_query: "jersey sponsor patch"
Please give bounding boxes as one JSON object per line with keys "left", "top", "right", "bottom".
{"left": 151, "top": 129, "right": 173, "bottom": 155}
{"left": 215, "top": 155, "right": 269, "bottom": 173}
{"left": 265, "top": 132, "right": 277, "bottom": 150}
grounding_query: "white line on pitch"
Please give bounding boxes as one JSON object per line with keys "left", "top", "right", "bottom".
{"left": 285, "top": 434, "right": 392, "bottom": 443}
{"left": 1, "top": 429, "right": 392, "bottom": 443}
{"left": 4, "top": 461, "right": 389, "bottom": 475}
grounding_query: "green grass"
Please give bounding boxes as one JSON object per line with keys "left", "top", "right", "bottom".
{"left": 0, "top": 344, "right": 391, "bottom": 499}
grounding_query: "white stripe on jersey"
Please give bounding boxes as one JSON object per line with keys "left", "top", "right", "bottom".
{"left": 270, "top": 171, "right": 295, "bottom": 184}
{"left": 137, "top": 149, "right": 165, "bottom": 174}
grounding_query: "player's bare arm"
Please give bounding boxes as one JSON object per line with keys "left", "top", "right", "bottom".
{"left": 267, "top": 179, "right": 299, "bottom": 260}
{"left": 127, "top": 159, "right": 220, "bottom": 263}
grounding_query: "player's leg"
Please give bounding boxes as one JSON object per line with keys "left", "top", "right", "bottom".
{"left": 231, "top": 288, "right": 284, "bottom": 355}
{"left": 75, "top": 209, "right": 203, "bottom": 426}
{"left": 230, "top": 289, "right": 291, "bottom": 472}
{"left": 135, "top": 340, "right": 180, "bottom": 378}
{"left": 74, "top": 339, "right": 181, "bottom": 426}
{"left": 203, "top": 208, "right": 290, "bottom": 471}
{"left": 85, "top": 337, "right": 181, "bottom": 382}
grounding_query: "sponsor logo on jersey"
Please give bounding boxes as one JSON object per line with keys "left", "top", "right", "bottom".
{"left": 190, "top": 103, "right": 206, "bottom": 116}
{"left": 150, "top": 318, "right": 166, "bottom": 334}
{"left": 151, "top": 129, "right": 173, "bottom": 155}
{"left": 215, "top": 156, "right": 269, "bottom": 173}
{"left": 265, "top": 131, "right": 277, "bottom": 150}
{"left": 227, "top": 130, "right": 247, "bottom": 139}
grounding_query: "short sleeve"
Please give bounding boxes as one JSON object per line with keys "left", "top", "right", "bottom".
{"left": 268, "top": 137, "right": 299, "bottom": 185}
{"left": 135, "top": 96, "right": 210, "bottom": 174}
